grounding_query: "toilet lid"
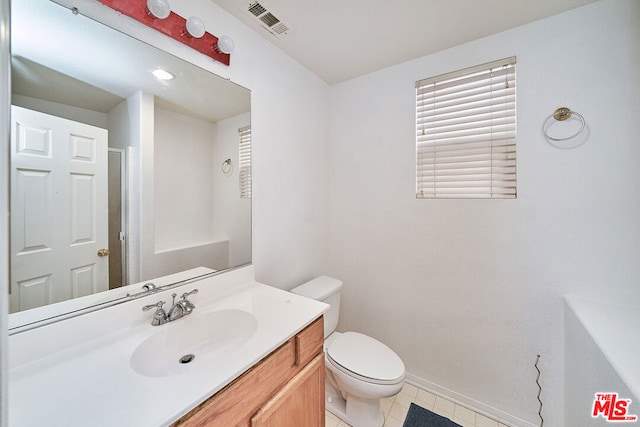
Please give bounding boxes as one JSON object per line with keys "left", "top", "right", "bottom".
{"left": 327, "top": 332, "right": 405, "bottom": 384}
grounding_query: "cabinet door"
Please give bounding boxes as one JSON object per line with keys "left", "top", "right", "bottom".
{"left": 174, "top": 339, "right": 296, "bottom": 427}
{"left": 251, "top": 354, "right": 325, "bottom": 427}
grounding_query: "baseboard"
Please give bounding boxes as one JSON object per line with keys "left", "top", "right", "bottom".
{"left": 404, "top": 373, "right": 538, "bottom": 427}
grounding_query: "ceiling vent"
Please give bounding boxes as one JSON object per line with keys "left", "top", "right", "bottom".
{"left": 246, "top": 1, "right": 290, "bottom": 37}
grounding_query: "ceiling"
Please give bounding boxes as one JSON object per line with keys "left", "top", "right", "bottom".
{"left": 212, "top": 0, "right": 599, "bottom": 84}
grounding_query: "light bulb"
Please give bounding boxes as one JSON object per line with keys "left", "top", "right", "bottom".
{"left": 215, "top": 35, "right": 234, "bottom": 54}
{"left": 146, "top": 0, "right": 171, "bottom": 19}
{"left": 185, "top": 16, "right": 206, "bottom": 38}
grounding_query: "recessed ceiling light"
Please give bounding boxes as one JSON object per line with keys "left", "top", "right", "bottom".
{"left": 152, "top": 68, "right": 175, "bottom": 81}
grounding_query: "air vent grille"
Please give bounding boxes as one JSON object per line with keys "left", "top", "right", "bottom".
{"left": 246, "top": 2, "right": 290, "bottom": 37}
{"left": 248, "top": 2, "right": 266, "bottom": 17}
{"left": 259, "top": 12, "right": 280, "bottom": 27}
{"left": 271, "top": 22, "right": 289, "bottom": 35}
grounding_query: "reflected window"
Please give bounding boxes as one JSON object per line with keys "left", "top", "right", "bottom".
{"left": 239, "top": 126, "right": 252, "bottom": 199}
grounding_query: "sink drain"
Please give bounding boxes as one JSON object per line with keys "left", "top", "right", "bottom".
{"left": 179, "top": 354, "right": 195, "bottom": 364}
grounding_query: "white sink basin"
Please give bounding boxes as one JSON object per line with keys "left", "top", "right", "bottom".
{"left": 130, "top": 309, "right": 258, "bottom": 377}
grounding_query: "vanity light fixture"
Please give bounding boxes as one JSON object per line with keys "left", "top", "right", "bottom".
{"left": 214, "top": 35, "right": 235, "bottom": 54}
{"left": 146, "top": 0, "right": 171, "bottom": 20}
{"left": 98, "top": 0, "right": 232, "bottom": 66}
{"left": 185, "top": 16, "right": 206, "bottom": 38}
{"left": 152, "top": 68, "right": 175, "bottom": 81}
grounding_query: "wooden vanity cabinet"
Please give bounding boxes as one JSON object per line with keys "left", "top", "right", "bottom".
{"left": 174, "top": 316, "right": 325, "bottom": 427}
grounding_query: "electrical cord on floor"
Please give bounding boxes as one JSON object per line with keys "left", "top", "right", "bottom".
{"left": 535, "top": 354, "right": 544, "bottom": 427}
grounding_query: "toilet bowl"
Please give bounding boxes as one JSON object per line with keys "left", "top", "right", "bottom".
{"left": 290, "top": 276, "right": 405, "bottom": 427}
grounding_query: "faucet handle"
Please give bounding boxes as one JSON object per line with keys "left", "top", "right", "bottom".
{"left": 179, "top": 289, "right": 198, "bottom": 313}
{"left": 142, "top": 300, "right": 165, "bottom": 311}
{"left": 142, "top": 300, "right": 168, "bottom": 326}
{"left": 181, "top": 288, "right": 199, "bottom": 299}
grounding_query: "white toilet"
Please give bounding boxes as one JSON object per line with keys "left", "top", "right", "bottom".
{"left": 291, "top": 276, "right": 405, "bottom": 427}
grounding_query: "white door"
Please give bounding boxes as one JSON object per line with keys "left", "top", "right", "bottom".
{"left": 10, "top": 105, "right": 109, "bottom": 313}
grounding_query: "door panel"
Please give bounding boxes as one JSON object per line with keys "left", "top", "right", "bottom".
{"left": 10, "top": 105, "right": 109, "bottom": 313}
{"left": 13, "top": 168, "right": 52, "bottom": 252}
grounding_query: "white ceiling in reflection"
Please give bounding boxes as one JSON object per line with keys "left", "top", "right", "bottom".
{"left": 12, "top": 0, "right": 250, "bottom": 123}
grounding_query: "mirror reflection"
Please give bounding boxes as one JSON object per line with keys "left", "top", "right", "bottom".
{"left": 9, "top": 0, "right": 251, "bottom": 327}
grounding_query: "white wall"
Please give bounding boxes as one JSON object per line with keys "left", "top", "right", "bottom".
{"left": 154, "top": 106, "right": 215, "bottom": 251}
{"left": 213, "top": 112, "right": 252, "bottom": 267}
{"left": 107, "top": 93, "right": 145, "bottom": 284}
{"left": 328, "top": 0, "right": 640, "bottom": 425}
{"left": 12, "top": 94, "right": 107, "bottom": 128}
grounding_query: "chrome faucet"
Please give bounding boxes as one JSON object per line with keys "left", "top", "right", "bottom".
{"left": 141, "top": 288, "right": 199, "bottom": 326}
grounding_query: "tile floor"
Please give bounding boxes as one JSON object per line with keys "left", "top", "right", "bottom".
{"left": 324, "top": 383, "right": 509, "bottom": 427}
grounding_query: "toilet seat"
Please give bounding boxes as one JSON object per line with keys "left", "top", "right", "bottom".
{"left": 327, "top": 332, "right": 405, "bottom": 385}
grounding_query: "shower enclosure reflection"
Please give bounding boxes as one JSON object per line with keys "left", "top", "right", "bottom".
{"left": 9, "top": 0, "right": 251, "bottom": 326}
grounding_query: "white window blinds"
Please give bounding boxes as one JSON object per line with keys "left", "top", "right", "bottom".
{"left": 416, "top": 57, "right": 516, "bottom": 199}
{"left": 239, "top": 126, "right": 252, "bottom": 199}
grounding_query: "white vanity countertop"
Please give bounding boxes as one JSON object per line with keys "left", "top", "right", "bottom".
{"left": 565, "top": 296, "right": 640, "bottom": 401}
{"left": 8, "top": 268, "right": 328, "bottom": 427}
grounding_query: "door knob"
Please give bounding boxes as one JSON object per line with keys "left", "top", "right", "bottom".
{"left": 97, "top": 248, "right": 110, "bottom": 257}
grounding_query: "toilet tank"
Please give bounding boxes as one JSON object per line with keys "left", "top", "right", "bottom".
{"left": 290, "top": 276, "right": 342, "bottom": 338}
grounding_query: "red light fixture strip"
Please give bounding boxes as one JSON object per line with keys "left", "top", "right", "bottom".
{"left": 97, "top": 0, "right": 231, "bottom": 66}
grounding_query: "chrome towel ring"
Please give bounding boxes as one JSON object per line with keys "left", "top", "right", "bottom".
{"left": 221, "top": 158, "right": 233, "bottom": 175}
{"left": 542, "top": 107, "right": 585, "bottom": 141}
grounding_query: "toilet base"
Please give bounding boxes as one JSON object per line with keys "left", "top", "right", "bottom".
{"left": 325, "top": 379, "right": 384, "bottom": 427}
{"left": 325, "top": 380, "right": 349, "bottom": 422}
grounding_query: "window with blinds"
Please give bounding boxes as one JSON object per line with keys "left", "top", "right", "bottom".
{"left": 416, "top": 57, "right": 516, "bottom": 199}
{"left": 239, "top": 126, "right": 252, "bottom": 199}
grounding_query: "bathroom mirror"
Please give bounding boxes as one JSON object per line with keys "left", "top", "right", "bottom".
{"left": 8, "top": 0, "right": 251, "bottom": 330}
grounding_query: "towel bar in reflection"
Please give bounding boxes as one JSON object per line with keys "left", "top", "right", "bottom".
{"left": 221, "top": 158, "right": 232, "bottom": 175}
